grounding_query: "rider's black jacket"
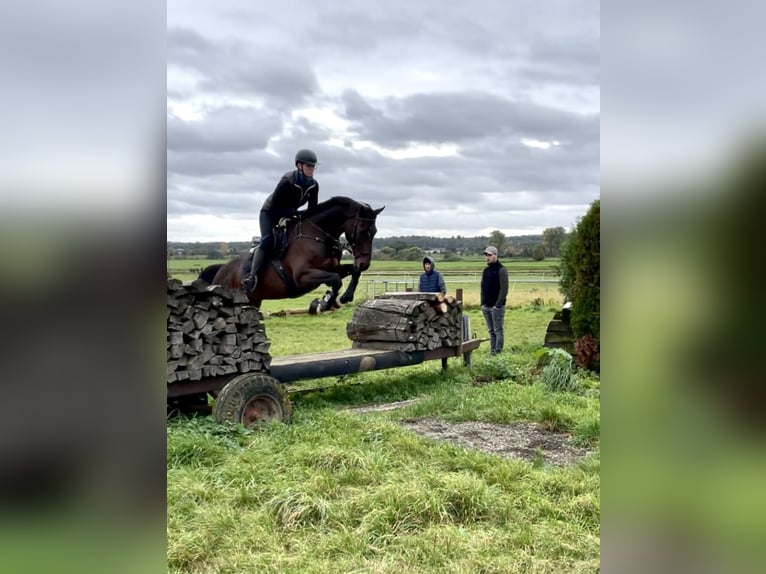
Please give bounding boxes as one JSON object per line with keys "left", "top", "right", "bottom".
{"left": 261, "top": 170, "right": 319, "bottom": 220}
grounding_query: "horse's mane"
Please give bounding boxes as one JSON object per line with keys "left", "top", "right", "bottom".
{"left": 303, "top": 196, "right": 367, "bottom": 218}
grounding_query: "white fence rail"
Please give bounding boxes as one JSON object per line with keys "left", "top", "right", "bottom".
{"left": 363, "top": 274, "right": 558, "bottom": 298}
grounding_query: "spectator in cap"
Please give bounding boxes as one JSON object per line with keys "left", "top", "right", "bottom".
{"left": 480, "top": 245, "right": 509, "bottom": 355}
{"left": 419, "top": 256, "right": 446, "bottom": 295}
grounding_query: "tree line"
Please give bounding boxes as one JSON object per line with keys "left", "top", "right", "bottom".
{"left": 167, "top": 227, "right": 569, "bottom": 261}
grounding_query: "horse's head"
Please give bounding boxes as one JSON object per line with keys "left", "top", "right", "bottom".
{"left": 344, "top": 204, "right": 385, "bottom": 272}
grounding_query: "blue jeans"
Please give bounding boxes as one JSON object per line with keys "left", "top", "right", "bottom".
{"left": 481, "top": 305, "right": 505, "bottom": 354}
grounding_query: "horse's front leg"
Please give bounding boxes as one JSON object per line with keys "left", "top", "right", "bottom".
{"left": 338, "top": 264, "right": 361, "bottom": 304}
{"left": 297, "top": 268, "right": 343, "bottom": 310}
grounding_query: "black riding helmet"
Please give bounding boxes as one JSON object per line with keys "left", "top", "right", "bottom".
{"left": 295, "top": 149, "right": 318, "bottom": 167}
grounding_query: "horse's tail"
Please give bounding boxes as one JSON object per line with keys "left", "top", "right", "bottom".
{"left": 199, "top": 263, "right": 224, "bottom": 284}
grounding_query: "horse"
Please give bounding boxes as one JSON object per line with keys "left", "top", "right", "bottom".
{"left": 200, "top": 196, "right": 384, "bottom": 313}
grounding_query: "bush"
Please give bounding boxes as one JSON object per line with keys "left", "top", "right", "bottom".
{"left": 574, "top": 333, "right": 600, "bottom": 373}
{"left": 540, "top": 348, "right": 575, "bottom": 392}
{"left": 559, "top": 199, "right": 600, "bottom": 344}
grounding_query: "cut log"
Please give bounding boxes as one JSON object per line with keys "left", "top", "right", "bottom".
{"left": 376, "top": 292, "right": 446, "bottom": 303}
{"left": 360, "top": 298, "right": 429, "bottom": 316}
{"left": 346, "top": 294, "right": 463, "bottom": 352}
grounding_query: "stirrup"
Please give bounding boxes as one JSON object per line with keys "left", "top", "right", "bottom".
{"left": 241, "top": 274, "right": 257, "bottom": 293}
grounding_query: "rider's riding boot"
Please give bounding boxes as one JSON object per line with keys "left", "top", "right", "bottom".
{"left": 242, "top": 247, "right": 266, "bottom": 293}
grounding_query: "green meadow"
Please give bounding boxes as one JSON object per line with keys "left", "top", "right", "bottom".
{"left": 167, "top": 256, "right": 563, "bottom": 312}
{"left": 167, "top": 301, "right": 600, "bottom": 573}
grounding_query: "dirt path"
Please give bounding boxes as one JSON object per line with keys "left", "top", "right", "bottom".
{"left": 346, "top": 401, "right": 592, "bottom": 466}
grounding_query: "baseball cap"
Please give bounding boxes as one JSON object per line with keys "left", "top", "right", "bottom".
{"left": 484, "top": 246, "right": 498, "bottom": 255}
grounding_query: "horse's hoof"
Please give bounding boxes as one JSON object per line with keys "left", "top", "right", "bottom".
{"left": 308, "top": 298, "right": 321, "bottom": 315}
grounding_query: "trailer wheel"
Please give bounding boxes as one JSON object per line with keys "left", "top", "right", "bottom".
{"left": 213, "top": 374, "right": 291, "bottom": 427}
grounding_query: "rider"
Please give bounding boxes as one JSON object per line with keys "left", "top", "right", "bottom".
{"left": 241, "top": 149, "right": 319, "bottom": 292}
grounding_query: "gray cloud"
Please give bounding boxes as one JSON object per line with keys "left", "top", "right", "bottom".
{"left": 167, "top": 106, "right": 283, "bottom": 153}
{"left": 168, "top": 27, "right": 320, "bottom": 106}
{"left": 167, "top": 0, "right": 600, "bottom": 239}
{"left": 340, "top": 90, "right": 598, "bottom": 147}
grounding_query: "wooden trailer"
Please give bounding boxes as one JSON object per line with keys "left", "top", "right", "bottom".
{"left": 167, "top": 279, "right": 484, "bottom": 427}
{"left": 167, "top": 336, "right": 484, "bottom": 427}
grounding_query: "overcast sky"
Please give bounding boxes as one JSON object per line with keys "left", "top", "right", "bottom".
{"left": 167, "top": 0, "right": 600, "bottom": 242}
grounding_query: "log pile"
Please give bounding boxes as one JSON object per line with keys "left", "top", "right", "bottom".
{"left": 347, "top": 292, "right": 462, "bottom": 351}
{"left": 167, "top": 278, "right": 270, "bottom": 383}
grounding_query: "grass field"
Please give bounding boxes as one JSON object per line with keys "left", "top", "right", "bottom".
{"left": 166, "top": 256, "right": 560, "bottom": 276}
{"left": 167, "top": 256, "right": 564, "bottom": 312}
{"left": 167, "top": 301, "right": 600, "bottom": 573}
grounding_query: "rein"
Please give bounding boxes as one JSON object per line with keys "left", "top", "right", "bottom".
{"left": 294, "top": 210, "right": 376, "bottom": 258}
{"left": 294, "top": 218, "right": 344, "bottom": 253}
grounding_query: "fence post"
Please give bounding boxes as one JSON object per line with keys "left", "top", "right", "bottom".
{"left": 462, "top": 315, "right": 472, "bottom": 366}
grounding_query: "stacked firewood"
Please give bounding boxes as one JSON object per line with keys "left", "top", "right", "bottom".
{"left": 347, "top": 292, "right": 463, "bottom": 351}
{"left": 167, "top": 278, "right": 270, "bottom": 383}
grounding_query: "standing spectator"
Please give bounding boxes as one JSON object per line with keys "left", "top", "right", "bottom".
{"left": 419, "top": 256, "right": 446, "bottom": 294}
{"left": 480, "top": 246, "right": 509, "bottom": 355}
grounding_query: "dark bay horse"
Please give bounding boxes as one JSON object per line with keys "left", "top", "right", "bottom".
{"left": 200, "top": 196, "right": 384, "bottom": 312}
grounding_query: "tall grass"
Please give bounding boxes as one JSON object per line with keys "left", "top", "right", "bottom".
{"left": 167, "top": 305, "right": 600, "bottom": 573}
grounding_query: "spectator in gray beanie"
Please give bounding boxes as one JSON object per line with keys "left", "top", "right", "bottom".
{"left": 419, "top": 256, "right": 446, "bottom": 294}
{"left": 480, "top": 246, "right": 509, "bottom": 355}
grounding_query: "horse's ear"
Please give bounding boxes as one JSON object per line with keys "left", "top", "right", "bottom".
{"left": 374, "top": 206, "right": 385, "bottom": 216}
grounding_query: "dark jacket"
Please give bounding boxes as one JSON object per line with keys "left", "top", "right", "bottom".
{"left": 261, "top": 170, "right": 319, "bottom": 220}
{"left": 481, "top": 261, "right": 509, "bottom": 307}
{"left": 419, "top": 256, "right": 446, "bottom": 294}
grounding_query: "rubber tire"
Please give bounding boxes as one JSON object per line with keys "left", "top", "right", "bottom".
{"left": 213, "top": 374, "right": 292, "bottom": 427}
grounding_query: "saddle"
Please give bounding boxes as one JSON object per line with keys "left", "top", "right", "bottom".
{"left": 242, "top": 224, "right": 299, "bottom": 295}
{"left": 244, "top": 225, "right": 290, "bottom": 271}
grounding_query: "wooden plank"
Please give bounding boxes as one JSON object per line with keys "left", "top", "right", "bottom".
{"left": 546, "top": 319, "right": 574, "bottom": 334}
{"left": 544, "top": 332, "right": 575, "bottom": 345}
{"left": 270, "top": 347, "right": 392, "bottom": 367}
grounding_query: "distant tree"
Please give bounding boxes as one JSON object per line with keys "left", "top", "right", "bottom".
{"left": 207, "top": 249, "right": 223, "bottom": 259}
{"left": 559, "top": 199, "right": 600, "bottom": 345}
{"left": 396, "top": 246, "right": 423, "bottom": 261}
{"left": 377, "top": 246, "right": 396, "bottom": 260}
{"left": 488, "top": 230, "right": 506, "bottom": 252}
{"left": 531, "top": 244, "right": 546, "bottom": 261}
{"left": 542, "top": 226, "right": 567, "bottom": 257}
{"left": 218, "top": 242, "right": 229, "bottom": 256}
{"left": 387, "top": 240, "right": 409, "bottom": 252}
{"left": 442, "top": 249, "right": 463, "bottom": 262}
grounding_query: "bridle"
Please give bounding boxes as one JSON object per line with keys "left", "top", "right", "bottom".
{"left": 294, "top": 209, "right": 376, "bottom": 259}
{"left": 345, "top": 212, "right": 377, "bottom": 258}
